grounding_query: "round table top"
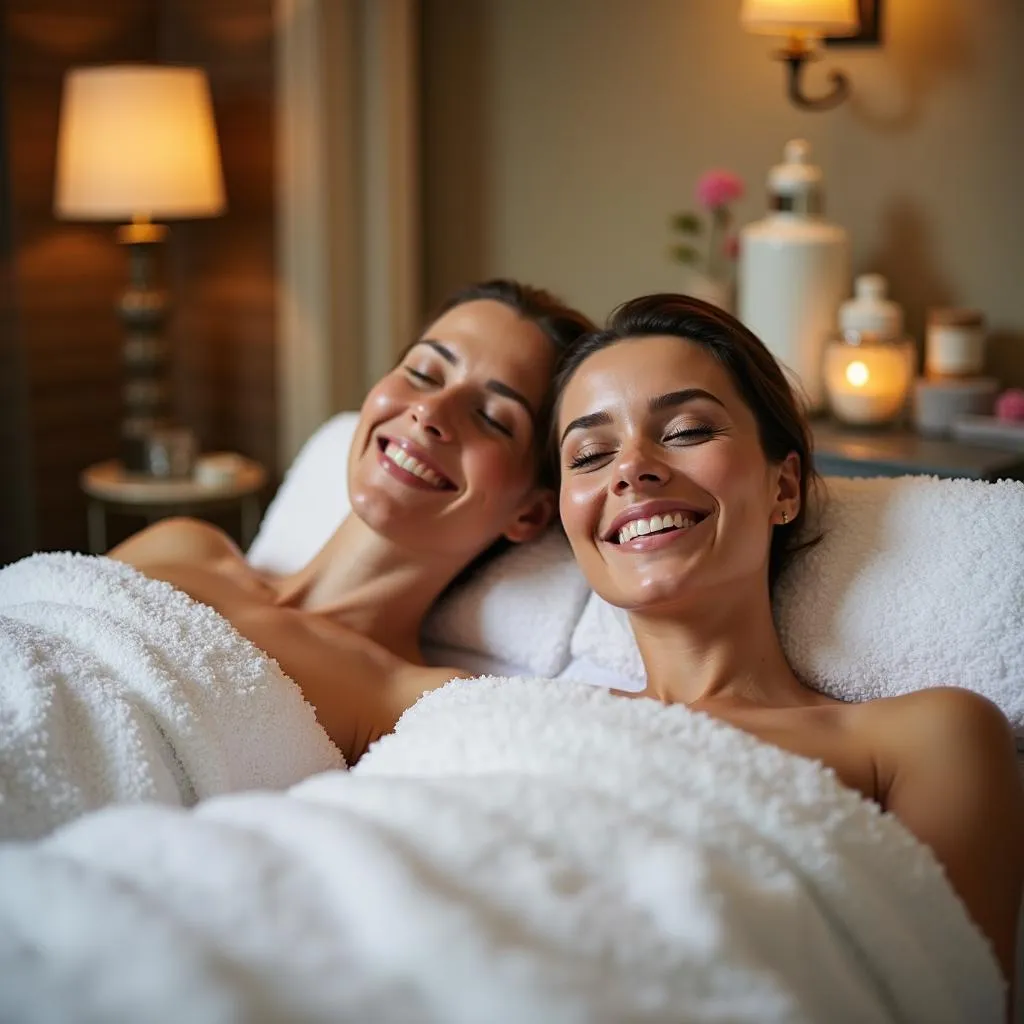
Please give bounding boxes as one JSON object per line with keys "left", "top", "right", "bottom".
{"left": 81, "top": 454, "right": 267, "bottom": 505}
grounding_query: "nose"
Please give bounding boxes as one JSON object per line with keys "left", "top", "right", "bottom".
{"left": 612, "top": 442, "right": 669, "bottom": 496}
{"left": 410, "top": 393, "right": 454, "bottom": 442}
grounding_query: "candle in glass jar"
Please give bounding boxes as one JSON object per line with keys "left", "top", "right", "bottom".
{"left": 824, "top": 339, "right": 914, "bottom": 426}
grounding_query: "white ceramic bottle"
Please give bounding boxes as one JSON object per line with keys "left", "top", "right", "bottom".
{"left": 738, "top": 139, "right": 849, "bottom": 411}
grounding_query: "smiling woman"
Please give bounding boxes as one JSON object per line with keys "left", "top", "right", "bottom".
{"left": 106, "top": 279, "right": 594, "bottom": 765}
{"left": 553, "top": 293, "right": 1024, "bottom": 996}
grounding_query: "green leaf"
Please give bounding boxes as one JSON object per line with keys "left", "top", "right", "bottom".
{"left": 669, "top": 244, "right": 699, "bottom": 265}
{"left": 670, "top": 212, "right": 702, "bottom": 235}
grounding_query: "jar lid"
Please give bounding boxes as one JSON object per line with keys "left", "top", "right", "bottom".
{"left": 766, "top": 139, "right": 824, "bottom": 215}
{"left": 839, "top": 273, "right": 904, "bottom": 339}
{"left": 928, "top": 307, "right": 985, "bottom": 328}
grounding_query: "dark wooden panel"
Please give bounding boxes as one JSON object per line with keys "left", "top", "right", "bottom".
{"left": 4, "top": 0, "right": 278, "bottom": 554}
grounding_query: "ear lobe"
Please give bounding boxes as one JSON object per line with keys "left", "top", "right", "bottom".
{"left": 775, "top": 452, "right": 802, "bottom": 516}
{"left": 503, "top": 488, "right": 555, "bottom": 544}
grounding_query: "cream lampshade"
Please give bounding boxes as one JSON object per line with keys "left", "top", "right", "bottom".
{"left": 740, "top": 0, "right": 860, "bottom": 38}
{"left": 55, "top": 65, "right": 225, "bottom": 223}
{"left": 740, "top": 0, "right": 862, "bottom": 110}
{"left": 54, "top": 65, "right": 225, "bottom": 474}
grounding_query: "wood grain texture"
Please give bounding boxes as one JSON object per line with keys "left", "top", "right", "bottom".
{"left": 3, "top": 0, "right": 277, "bottom": 558}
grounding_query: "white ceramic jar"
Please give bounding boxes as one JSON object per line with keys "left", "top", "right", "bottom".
{"left": 738, "top": 139, "right": 849, "bottom": 412}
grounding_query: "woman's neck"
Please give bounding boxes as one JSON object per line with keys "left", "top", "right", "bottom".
{"left": 629, "top": 580, "right": 809, "bottom": 710}
{"left": 278, "top": 514, "right": 464, "bottom": 664}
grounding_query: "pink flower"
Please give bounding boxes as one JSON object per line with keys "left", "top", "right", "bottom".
{"left": 723, "top": 234, "right": 740, "bottom": 261}
{"left": 695, "top": 170, "right": 744, "bottom": 210}
{"left": 995, "top": 388, "right": 1024, "bottom": 422}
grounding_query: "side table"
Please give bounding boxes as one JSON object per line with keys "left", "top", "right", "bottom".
{"left": 812, "top": 421, "right": 1024, "bottom": 481}
{"left": 80, "top": 454, "right": 267, "bottom": 554}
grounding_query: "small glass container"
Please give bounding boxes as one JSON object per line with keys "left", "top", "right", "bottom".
{"left": 824, "top": 331, "right": 916, "bottom": 428}
{"left": 925, "top": 308, "right": 986, "bottom": 378}
{"left": 144, "top": 427, "right": 197, "bottom": 478}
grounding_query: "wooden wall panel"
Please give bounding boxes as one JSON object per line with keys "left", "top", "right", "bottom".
{"left": 3, "top": 0, "right": 277, "bottom": 557}
{"left": 161, "top": 0, "right": 278, "bottom": 474}
{"left": 5, "top": 2, "right": 155, "bottom": 556}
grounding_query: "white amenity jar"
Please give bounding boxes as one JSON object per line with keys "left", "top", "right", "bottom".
{"left": 738, "top": 139, "right": 849, "bottom": 412}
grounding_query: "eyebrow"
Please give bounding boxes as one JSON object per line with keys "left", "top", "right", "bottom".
{"left": 649, "top": 388, "right": 726, "bottom": 413}
{"left": 560, "top": 388, "right": 725, "bottom": 445}
{"left": 415, "top": 338, "right": 537, "bottom": 421}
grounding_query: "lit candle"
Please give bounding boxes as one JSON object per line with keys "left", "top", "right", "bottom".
{"left": 824, "top": 340, "right": 914, "bottom": 426}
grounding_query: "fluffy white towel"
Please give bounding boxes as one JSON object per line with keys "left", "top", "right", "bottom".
{"left": 422, "top": 529, "right": 590, "bottom": 676}
{"left": 0, "top": 678, "right": 1002, "bottom": 1023}
{"left": 247, "top": 412, "right": 589, "bottom": 676}
{"left": 0, "top": 553, "right": 344, "bottom": 840}
{"left": 776, "top": 475, "right": 1024, "bottom": 727}
{"left": 570, "top": 475, "right": 1024, "bottom": 732}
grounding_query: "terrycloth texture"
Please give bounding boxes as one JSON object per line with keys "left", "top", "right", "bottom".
{"left": 570, "top": 475, "right": 1024, "bottom": 732}
{"left": 0, "top": 553, "right": 344, "bottom": 840}
{"left": 422, "top": 529, "right": 589, "bottom": 676}
{"left": 0, "top": 678, "right": 1002, "bottom": 1023}
{"left": 776, "top": 476, "right": 1024, "bottom": 727}
{"left": 246, "top": 411, "right": 589, "bottom": 676}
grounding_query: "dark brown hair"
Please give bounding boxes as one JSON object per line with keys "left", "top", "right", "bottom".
{"left": 552, "top": 293, "right": 820, "bottom": 590}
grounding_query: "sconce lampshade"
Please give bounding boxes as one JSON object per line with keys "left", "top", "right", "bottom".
{"left": 55, "top": 65, "right": 225, "bottom": 221}
{"left": 741, "top": 0, "right": 860, "bottom": 37}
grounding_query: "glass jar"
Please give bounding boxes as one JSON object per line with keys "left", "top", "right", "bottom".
{"left": 823, "top": 331, "right": 916, "bottom": 428}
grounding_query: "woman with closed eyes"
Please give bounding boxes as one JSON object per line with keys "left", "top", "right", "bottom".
{"left": 112, "top": 279, "right": 594, "bottom": 765}
{"left": 554, "top": 293, "right": 1023, "bottom": 998}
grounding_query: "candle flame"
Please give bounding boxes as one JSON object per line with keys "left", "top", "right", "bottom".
{"left": 845, "top": 360, "right": 870, "bottom": 388}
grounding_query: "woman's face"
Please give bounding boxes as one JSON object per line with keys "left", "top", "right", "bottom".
{"left": 348, "top": 299, "right": 555, "bottom": 559}
{"left": 557, "top": 335, "right": 799, "bottom": 612}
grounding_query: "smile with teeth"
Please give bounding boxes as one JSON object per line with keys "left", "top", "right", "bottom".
{"left": 617, "top": 512, "right": 697, "bottom": 545}
{"left": 382, "top": 442, "right": 449, "bottom": 489}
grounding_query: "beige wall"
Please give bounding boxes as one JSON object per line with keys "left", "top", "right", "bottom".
{"left": 422, "top": 0, "right": 1024, "bottom": 383}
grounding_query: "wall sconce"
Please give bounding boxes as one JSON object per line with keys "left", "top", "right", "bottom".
{"left": 741, "top": 0, "right": 880, "bottom": 112}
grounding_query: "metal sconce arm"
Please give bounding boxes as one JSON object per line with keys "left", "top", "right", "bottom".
{"left": 781, "top": 50, "right": 851, "bottom": 111}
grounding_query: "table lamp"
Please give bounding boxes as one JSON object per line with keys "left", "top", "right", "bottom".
{"left": 54, "top": 64, "right": 226, "bottom": 473}
{"left": 741, "top": 0, "right": 860, "bottom": 110}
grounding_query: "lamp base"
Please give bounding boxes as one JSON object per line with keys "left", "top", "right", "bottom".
{"left": 118, "top": 228, "right": 174, "bottom": 474}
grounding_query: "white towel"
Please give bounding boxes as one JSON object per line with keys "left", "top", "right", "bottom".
{"left": 776, "top": 475, "right": 1024, "bottom": 728}
{"left": 0, "top": 677, "right": 1001, "bottom": 1023}
{"left": 0, "top": 553, "right": 344, "bottom": 840}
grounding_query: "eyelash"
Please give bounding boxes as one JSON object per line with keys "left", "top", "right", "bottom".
{"left": 403, "top": 366, "right": 514, "bottom": 439}
{"left": 566, "top": 426, "right": 721, "bottom": 470}
{"left": 405, "top": 367, "right": 439, "bottom": 386}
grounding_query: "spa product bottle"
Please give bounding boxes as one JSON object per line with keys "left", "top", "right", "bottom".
{"left": 738, "top": 139, "right": 849, "bottom": 411}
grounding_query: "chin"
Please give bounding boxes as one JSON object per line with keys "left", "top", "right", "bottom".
{"left": 595, "top": 567, "right": 701, "bottom": 614}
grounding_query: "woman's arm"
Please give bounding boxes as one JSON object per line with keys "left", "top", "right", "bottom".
{"left": 882, "top": 687, "right": 1023, "bottom": 1000}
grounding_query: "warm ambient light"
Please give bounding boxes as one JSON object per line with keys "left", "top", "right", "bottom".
{"left": 54, "top": 64, "right": 226, "bottom": 474}
{"left": 741, "top": 0, "right": 859, "bottom": 39}
{"left": 825, "top": 339, "right": 914, "bottom": 427}
{"left": 740, "top": 0, "right": 862, "bottom": 112}
{"left": 55, "top": 65, "right": 225, "bottom": 222}
{"left": 845, "top": 360, "right": 870, "bottom": 388}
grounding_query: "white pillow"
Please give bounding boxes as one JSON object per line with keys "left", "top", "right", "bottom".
{"left": 246, "top": 413, "right": 359, "bottom": 575}
{"left": 569, "top": 476, "right": 1024, "bottom": 732}
{"left": 247, "top": 413, "right": 589, "bottom": 677}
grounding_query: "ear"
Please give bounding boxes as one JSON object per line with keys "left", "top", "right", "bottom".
{"left": 773, "top": 452, "right": 801, "bottom": 521}
{"left": 502, "top": 487, "right": 555, "bottom": 544}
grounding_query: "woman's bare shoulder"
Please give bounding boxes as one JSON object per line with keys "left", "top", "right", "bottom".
{"left": 852, "top": 686, "right": 1015, "bottom": 755}
{"left": 109, "top": 517, "right": 244, "bottom": 568}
